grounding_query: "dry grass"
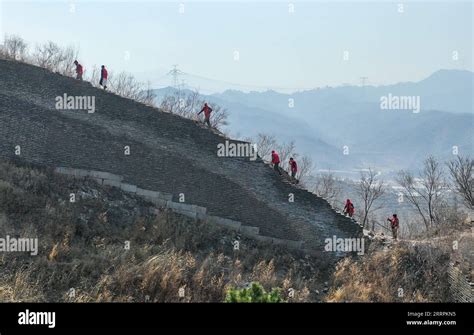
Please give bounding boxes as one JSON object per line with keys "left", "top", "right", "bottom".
{"left": 1, "top": 160, "right": 462, "bottom": 302}
{"left": 0, "top": 269, "right": 45, "bottom": 302}
{"left": 325, "top": 241, "right": 452, "bottom": 302}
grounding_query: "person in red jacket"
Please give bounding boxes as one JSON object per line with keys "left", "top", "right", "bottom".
{"left": 387, "top": 214, "right": 399, "bottom": 240}
{"left": 289, "top": 157, "right": 298, "bottom": 182}
{"left": 100, "top": 65, "right": 108, "bottom": 90}
{"left": 198, "top": 103, "right": 213, "bottom": 127}
{"left": 73, "top": 60, "right": 83, "bottom": 80}
{"left": 344, "top": 199, "right": 355, "bottom": 217}
{"left": 271, "top": 150, "right": 282, "bottom": 175}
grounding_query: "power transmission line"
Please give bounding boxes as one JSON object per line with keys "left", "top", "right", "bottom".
{"left": 183, "top": 72, "right": 318, "bottom": 91}
{"left": 167, "top": 65, "right": 185, "bottom": 89}
{"left": 157, "top": 67, "right": 372, "bottom": 92}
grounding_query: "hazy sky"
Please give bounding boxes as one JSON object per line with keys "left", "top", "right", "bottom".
{"left": 1, "top": 0, "right": 472, "bottom": 92}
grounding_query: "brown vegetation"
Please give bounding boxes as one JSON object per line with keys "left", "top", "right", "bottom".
{"left": 0, "top": 160, "right": 325, "bottom": 302}
{"left": 325, "top": 238, "right": 461, "bottom": 302}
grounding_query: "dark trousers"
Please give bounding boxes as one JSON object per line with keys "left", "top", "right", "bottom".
{"left": 391, "top": 226, "right": 398, "bottom": 240}
{"left": 100, "top": 78, "right": 107, "bottom": 89}
{"left": 205, "top": 116, "right": 211, "bottom": 127}
{"left": 274, "top": 163, "right": 281, "bottom": 175}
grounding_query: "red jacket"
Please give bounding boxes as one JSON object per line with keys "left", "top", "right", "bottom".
{"left": 271, "top": 152, "right": 280, "bottom": 164}
{"left": 76, "top": 64, "right": 83, "bottom": 75}
{"left": 290, "top": 160, "right": 297, "bottom": 172}
{"left": 389, "top": 216, "right": 399, "bottom": 228}
{"left": 101, "top": 68, "right": 108, "bottom": 79}
{"left": 344, "top": 200, "right": 354, "bottom": 213}
{"left": 200, "top": 105, "right": 212, "bottom": 118}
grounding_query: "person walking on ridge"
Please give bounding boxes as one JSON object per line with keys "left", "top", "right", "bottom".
{"left": 74, "top": 60, "right": 83, "bottom": 81}
{"left": 272, "top": 150, "right": 282, "bottom": 175}
{"left": 344, "top": 199, "right": 355, "bottom": 218}
{"left": 198, "top": 102, "right": 213, "bottom": 127}
{"left": 100, "top": 65, "right": 108, "bottom": 90}
{"left": 289, "top": 157, "right": 298, "bottom": 183}
{"left": 387, "top": 214, "right": 399, "bottom": 240}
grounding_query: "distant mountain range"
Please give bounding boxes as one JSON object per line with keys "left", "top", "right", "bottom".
{"left": 152, "top": 69, "right": 473, "bottom": 177}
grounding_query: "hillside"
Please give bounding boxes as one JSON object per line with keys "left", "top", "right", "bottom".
{"left": 1, "top": 159, "right": 469, "bottom": 302}
{"left": 1, "top": 58, "right": 470, "bottom": 303}
{"left": 152, "top": 87, "right": 353, "bottom": 169}
{"left": 0, "top": 159, "right": 330, "bottom": 302}
{"left": 0, "top": 161, "right": 472, "bottom": 302}
{"left": 0, "top": 59, "right": 360, "bottom": 256}
{"left": 153, "top": 71, "right": 474, "bottom": 173}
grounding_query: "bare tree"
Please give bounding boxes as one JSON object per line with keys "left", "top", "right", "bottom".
{"left": 87, "top": 65, "right": 100, "bottom": 87}
{"left": 2, "top": 34, "right": 155, "bottom": 107}
{"left": 356, "top": 168, "right": 385, "bottom": 229}
{"left": 2, "top": 35, "right": 28, "bottom": 61}
{"left": 160, "top": 90, "right": 228, "bottom": 130}
{"left": 396, "top": 156, "right": 445, "bottom": 230}
{"left": 254, "top": 133, "right": 277, "bottom": 162}
{"left": 57, "top": 45, "right": 79, "bottom": 77}
{"left": 160, "top": 90, "right": 198, "bottom": 118}
{"left": 296, "top": 155, "right": 314, "bottom": 186}
{"left": 106, "top": 72, "right": 155, "bottom": 105}
{"left": 447, "top": 155, "right": 473, "bottom": 210}
{"left": 250, "top": 134, "right": 312, "bottom": 184}
{"left": 138, "top": 81, "right": 156, "bottom": 106}
{"left": 314, "top": 171, "right": 342, "bottom": 207}
{"left": 205, "top": 102, "right": 229, "bottom": 129}
{"left": 32, "top": 41, "right": 79, "bottom": 76}
{"left": 32, "top": 41, "right": 60, "bottom": 70}
{"left": 276, "top": 141, "right": 296, "bottom": 170}
{"left": 422, "top": 156, "right": 445, "bottom": 226}
{"left": 397, "top": 171, "right": 428, "bottom": 228}
{"left": 433, "top": 196, "right": 469, "bottom": 232}
{"left": 108, "top": 72, "right": 142, "bottom": 99}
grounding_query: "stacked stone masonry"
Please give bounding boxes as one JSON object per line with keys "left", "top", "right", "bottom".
{"left": 0, "top": 59, "right": 362, "bottom": 255}
{"left": 54, "top": 167, "right": 305, "bottom": 249}
{"left": 448, "top": 263, "right": 473, "bottom": 302}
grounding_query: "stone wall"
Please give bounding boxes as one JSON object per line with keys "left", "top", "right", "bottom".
{"left": 0, "top": 59, "right": 362, "bottom": 254}
{"left": 448, "top": 263, "right": 472, "bottom": 302}
{"left": 55, "top": 167, "right": 306, "bottom": 250}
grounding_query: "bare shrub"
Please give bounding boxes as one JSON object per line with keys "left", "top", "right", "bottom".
{"left": 396, "top": 156, "right": 446, "bottom": 230}
{"left": 275, "top": 141, "right": 296, "bottom": 171}
{"left": 139, "top": 81, "right": 156, "bottom": 106}
{"left": 313, "top": 171, "right": 342, "bottom": 208}
{"left": 108, "top": 72, "right": 142, "bottom": 99}
{"left": 0, "top": 159, "right": 326, "bottom": 302}
{"left": 160, "top": 90, "right": 199, "bottom": 118}
{"left": 254, "top": 133, "right": 277, "bottom": 162}
{"left": 32, "top": 41, "right": 79, "bottom": 76}
{"left": 207, "top": 102, "right": 229, "bottom": 129}
{"left": 1, "top": 35, "right": 28, "bottom": 61}
{"left": 107, "top": 72, "right": 156, "bottom": 106}
{"left": 447, "top": 155, "right": 473, "bottom": 210}
{"left": 356, "top": 168, "right": 385, "bottom": 229}
{"left": 247, "top": 133, "right": 313, "bottom": 184}
{"left": 296, "top": 155, "right": 314, "bottom": 185}
{"left": 160, "top": 90, "right": 228, "bottom": 130}
{"left": 86, "top": 65, "right": 100, "bottom": 87}
{"left": 432, "top": 197, "right": 469, "bottom": 234}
